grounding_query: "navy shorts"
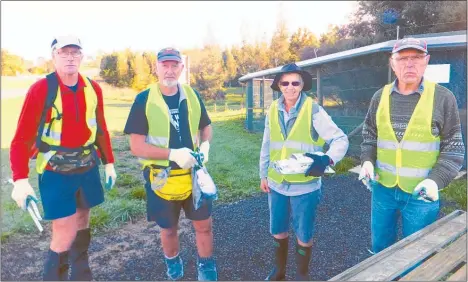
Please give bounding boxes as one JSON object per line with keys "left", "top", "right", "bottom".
{"left": 38, "top": 165, "right": 104, "bottom": 220}
{"left": 268, "top": 188, "right": 322, "bottom": 243}
{"left": 143, "top": 168, "right": 212, "bottom": 229}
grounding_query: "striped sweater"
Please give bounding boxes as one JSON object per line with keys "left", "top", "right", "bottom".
{"left": 361, "top": 79, "right": 465, "bottom": 190}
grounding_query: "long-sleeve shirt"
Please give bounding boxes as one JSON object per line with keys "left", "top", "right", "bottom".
{"left": 259, "top": 92, "right": 349, "bottom": 196}
{"left": 361, "top": 78, "right": 465, "bottom": 189}
{"left": 10, "top": 73, "right": 115, "bottom": 181}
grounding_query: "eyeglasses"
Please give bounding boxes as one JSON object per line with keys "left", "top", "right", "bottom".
{"left": 393, "top": 54, "right": 427, "bottom": 64}
{"left": 280, "top": 81, "right": 301, "bottom": 87}
{"left": 56, "top": 50, "right": 82, "bottom": 58}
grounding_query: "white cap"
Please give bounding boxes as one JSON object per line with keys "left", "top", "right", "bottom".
{"left": 51, "top": 35, "right": 82, "bottom": 51}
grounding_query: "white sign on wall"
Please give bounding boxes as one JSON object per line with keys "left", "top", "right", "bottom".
{"left": 424, "top": 64, "right": 450, "bottom": 83}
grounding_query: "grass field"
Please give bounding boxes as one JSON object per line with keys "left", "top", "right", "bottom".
{"left": 1, "top": 84, "right": 466, "bottom": 242}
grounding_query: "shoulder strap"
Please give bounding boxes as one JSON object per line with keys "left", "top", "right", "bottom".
{"left": 35, "top": 72, "right": 59, "bottom": 148}
{"left": 86, "top": 77, "right": 103, "bottom": 135}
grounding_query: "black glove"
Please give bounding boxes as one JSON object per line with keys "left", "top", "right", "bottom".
{"left": 304, "top": 153, "right": 331, "bottom": 177}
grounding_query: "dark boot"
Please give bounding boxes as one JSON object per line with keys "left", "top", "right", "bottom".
{"left": 69, "top": 228, "right": 93, "bottom": 281}
{"left": 295, "top": 245, "right": 312, "bottom": 281}
{"left": 265, "top": 237, "right": 288, "bottom": 281}
{"left": 43, "top": 249, "right": 70, "bottom": 281}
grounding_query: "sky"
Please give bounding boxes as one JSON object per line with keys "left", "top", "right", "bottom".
{"left": 1, "top": 1, "right": 358, "bottom": 62}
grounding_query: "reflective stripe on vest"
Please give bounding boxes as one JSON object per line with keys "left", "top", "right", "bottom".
{"left": 267, "top": 96, "right": 325, "bottom": 184}
{"left": 36, "top": 75, "right": 98, "bottom": 174}
{"left": 375, "top": 80, "right": 440, "bottom": 193}
{"left": 139, "top": 83, "right": 201, "bottom": 168}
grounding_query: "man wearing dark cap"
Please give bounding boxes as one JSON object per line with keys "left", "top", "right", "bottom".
{"left": 10, "top": 35, "right": 117, "bottom": 280}
{"left": 259, "top": 63, "right": 349, "bottom": 280}
{"left": 124, "top": 47, "right": 216, "bottom": 280}
{"left": 360, "top": 37, "right": 465, "bottom": 254}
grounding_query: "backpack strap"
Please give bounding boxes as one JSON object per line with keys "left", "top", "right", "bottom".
{"left": 36, "top": 72, "right": 60, "bottom": 151}
{"left": 87, "top": 77, "right": 103, "bottom": 134}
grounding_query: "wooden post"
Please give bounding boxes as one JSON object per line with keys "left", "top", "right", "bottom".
{"left": 246, "top": 79, "right": 254, "bottom": 131}
{"left": 317, "top": 68, "right": 323, "bottom": 106}
{"left": 260, "top": 77, "right": 265, "bottom": 115}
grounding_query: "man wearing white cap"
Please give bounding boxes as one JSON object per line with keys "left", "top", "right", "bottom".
{"left": 10, "top": 35, "right": 117, "bottom": 280}
{"left": 360, "top": 37, "right": 465, "bottom": 253}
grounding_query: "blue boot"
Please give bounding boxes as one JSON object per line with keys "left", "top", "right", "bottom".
{"left": 70, "top": 228, "right": 93, "bottom": 281}
{"left": 43, "top": 249, "right": 70, "bottom": 281}
{"left": 197, "top": 256, "right": 218, "bottom": 281}
{"left": 164, "top": 254, "right": 184, "bottom": 280}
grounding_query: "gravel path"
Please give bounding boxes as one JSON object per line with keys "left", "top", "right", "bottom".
{"left": 1, "top": 174, "right": 451, "bottom": 281}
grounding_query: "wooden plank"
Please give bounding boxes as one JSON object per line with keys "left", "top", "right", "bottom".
{"left": 330, "top": 211, "right": 466, "bottom": 281}
{"left": 329, "top": 211, "right": 466, "bottom": 281}
{"left": 447, "top": 264, "right": 467, "bottom": 281}
{"left": 350, "top": 213, "right": 466, "bottom": 281}
{"left": 399, "top": 234, "right": 467, "bottom": 281}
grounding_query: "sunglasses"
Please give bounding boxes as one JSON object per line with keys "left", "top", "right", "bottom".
{"left": 280, "top": 81, "right": 301, "bottom": 87}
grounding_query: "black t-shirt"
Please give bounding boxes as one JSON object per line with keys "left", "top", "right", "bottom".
{"left": 124, "top": 87, "right": 211, "bottom": 169}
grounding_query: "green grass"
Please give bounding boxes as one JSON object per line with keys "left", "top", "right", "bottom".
{"left": 208, "top": 117, "right": 263, "bottom": 201}
{"left": 1, "top": 76, "right": 38, "bottom": 90}
{"left": 333, "top": 156, "right": 359, "bottom": 175}
{"left": 440, "top": 177, "right": 467, "bottom": 214}
{"left": 225, "top": 87, "right": 244, "bottom": 95}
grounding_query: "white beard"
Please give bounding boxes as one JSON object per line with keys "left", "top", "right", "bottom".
{"left": 162, "top": 79, "right": 178, "bottom": 87}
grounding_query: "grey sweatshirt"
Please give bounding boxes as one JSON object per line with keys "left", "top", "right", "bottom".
{"left": 361, "top": 79, "right": 465, "bottom": 189}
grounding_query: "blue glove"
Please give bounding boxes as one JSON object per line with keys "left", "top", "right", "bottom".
{"left": 304, "top": 153, "right": 331, "bottom": 177}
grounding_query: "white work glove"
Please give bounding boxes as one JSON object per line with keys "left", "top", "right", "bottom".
{"left": 169, "top": 147, "right": 197, "bottom": 169}
{"left": 412, "top": 179, "right": 439, "bottom": 202}
{"left": 11, "top": 178, "right": 37, "bottom": 210}
{"left": 104, "top": 163, "right": 117, "bottom": 190}
{"left": 358, "top": 161, "right": 375, "bottom": 190}
{"left": 199, "top": 141, "right": 210, "bottom": 164}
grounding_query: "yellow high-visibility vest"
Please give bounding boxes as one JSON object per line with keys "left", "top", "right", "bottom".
{"left": 376, "top": 80, "right": 440, "bottom": 193}
{"left": 139, "top": 83, "right": 201, "bottom": 201}
{"left": 267, "top": 97, "right": 326, "bottom": 184}
{"left": 36, "top": 75, "right": 98, "bottom": 174}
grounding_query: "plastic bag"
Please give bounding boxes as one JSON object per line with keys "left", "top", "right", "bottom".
{"left": 271, "top": 152, "right": 335, "bottom": 175}
{"left": 191, "top": 152, "right": 218, "bottom": 210}
{"left": 150, "top": 167, "right": 171, "bottom": 192}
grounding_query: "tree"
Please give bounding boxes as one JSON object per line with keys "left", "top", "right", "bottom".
{"left": 100, "top": 53, "right": 119, "bottom": 86}
{"left": 289, "top": 27, "right": 320, "bottom": 62}
{"left": 269, "top": 18, "right": 290, "bottom": 66}
{"left": 320, "top": 24, "right": 342, "bottom": 46}
{"left": 192, "top": 45, "right": 226, "bottom": 100}
{"left": 223, "top": 48, "right": 237, "bottom": 87}
{"left": 132, "top": 52, "right": 154, "bottom": 91}
{"left": 346, "top": 1, "right": 467, "bottom": 40}
{"left": 116, "top": 49, "right": 135, "bottom": 87}
{"left": 1, "top": 49, "right": 25, "bottom": 76}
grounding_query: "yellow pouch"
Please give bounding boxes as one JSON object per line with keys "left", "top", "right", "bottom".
{"left": 149, "top": 167, "right": 192, "bottom": 201}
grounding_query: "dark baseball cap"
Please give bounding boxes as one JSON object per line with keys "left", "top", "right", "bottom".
{"left": 157, "top": 47, "right": 182, "bottom": 62}
{"left": 392, "top": 37, "right": 428, "bottom": 54}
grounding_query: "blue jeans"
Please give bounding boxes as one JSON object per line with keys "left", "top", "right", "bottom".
{"left": 371, "top": 182, "right": 439, "bottom": 253}
{"left": 268, "top": 189, "right": 322, "bottom": 243}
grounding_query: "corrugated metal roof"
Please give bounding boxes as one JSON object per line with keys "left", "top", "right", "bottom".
{"left": 239, "top": 33, "right": 467, "bottom": 82}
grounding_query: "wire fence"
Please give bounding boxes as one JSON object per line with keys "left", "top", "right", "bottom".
{"left": 243, "top": 45, "right": 467, "bottom": 158}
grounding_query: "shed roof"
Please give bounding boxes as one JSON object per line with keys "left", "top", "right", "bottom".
{"left": 239, "top": 33, "right": 466, "bottom": 82}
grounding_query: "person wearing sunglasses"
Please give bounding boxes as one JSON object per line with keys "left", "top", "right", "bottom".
{"left": 359, "top": 38, "right": 465, "bottom": 255}
{"left": 259, "top": 63, "right": 349, "bottom": 280}
{"left": 10, "top": 35, "right": 117, "bottom": 280}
